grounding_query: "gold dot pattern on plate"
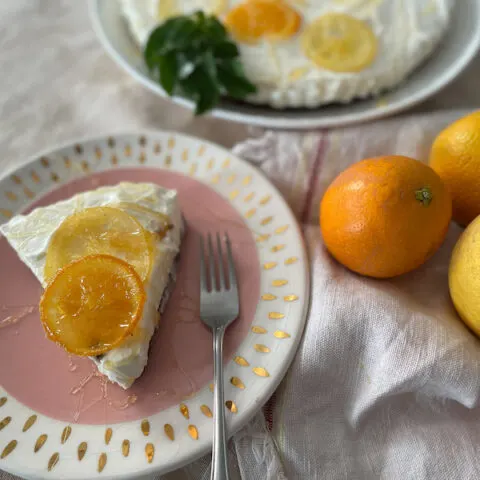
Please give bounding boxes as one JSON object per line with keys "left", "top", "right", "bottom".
{"left": 271, "top": 244, "right": 286, "bottom": 253}
{"left": 211, "top": 174, "right": 220, "bottom": 184}
{"left": 207, "top": 158, "right": 215, "bottom": 170}
{"left": 141, "top": 419, "right": 150, "bottom": 436}
{"left": 40, "top": 157, "right": 50, "bottom": 168}
{"left": 108, "top": 137, "right": 115, "bottom": 148}
{"left": 139, "top": 152, "right": 146, "bottom": 164}
{"left": 74, "top": 144, "right": 83, "bottom": 155}
{"left": 230, "top": 377, "right": 245, "bottom": 389}
{"left": 284, "top": 294, "right": 299, "bottom": 302}
{"left": 200, "top": 405, "right": 213, "bottom": 418}
{"left": 122, "top": 440, "right": 130, "bottom": 457}
{"left": 272, "top": 279, "right": 288, "bottom": 287}
{"left": 22, "top": 415, "right": 37, "bottom": 432}
{"left": 111, "top": 154, "right": 118, "bottom": 165}
{"left": 253, "top": 367, "right": 270, "bottom": 377}
{"left": 225, "top": 400, "right": 238, "bottom": 413}
{"left": 51, "top": 172, "right": 60, "bottom": 183}
{"left": 0, "top": 209, "right": 13, "bottom": 219}
{"left": 252, "top": 326, "right": 267, "bottom": 334}
{"left": 63, "top": 156, "right": 71, "bottom": 168}
{"left": 182, "top": 149, "right": 189, "bottom": 162}
{"left": 24, "top": 187, "right": 34, "bottom": 199}
{"left": 0, "top": 416, "right": 11, "bottom": 431}
{"left": 263, "top": 262, "right": 277, "bottom": 270}
{"left": 285, "top": 257, "right": 298, "bottom": 265}
{"left": 242, "top": 175, "right": 252, "bottom": 186}
{"left": 261, "top": 216, "right": 273, "bottom": 226}
{"left": 164, "top": 424, "right": 175, "bottom": 441}
{"left": 81, "top": 161, "right": 89, "bottom": 173}
{"left": 34, "top": 434, "right": 47, "bottom": 453}
{"left": 0, "top": 397, "right": 6, "bottom": 408}
{"left": 11, "top": 175, "right": 22, "bottom": 185}
{"left": 168, "top": 137, "right": 175, "bottom": 149}
{"left": 6, "top": 191, "right": 17, "bottom": 201}
{"left": 222, "top": 158, "right": 230, "bottom": 169}
{"left": 180, "top": 403, "right": 190, "bottom": 419}
{"left": 244, "top": 192, "right": 255, "bottom": 202}
{"left": 262, "top": 293, "right": 277, "bottom": 301}
{"left": 1, "top": 440, "right": 17, "bottom": 459}
{"left": 78, "top": 442, "right": 87, "bottom": 461}
{"left": 145, "top": 443, "right": 155, "bottom": 463}
{"left": 165, "top": 155, "right": 172, "bottom": 167}
{"left": 61, "top": 426, "right": 72, "bottom": 444}
{"left": 254, "top": 344, "right": 271, "bottom": 353}
{"left": 245, "top": 208, "right": 256, "bottom": 218}
{"left": 229, "top": 190, "right": 239, "bottom": 200}
{"left": 260, "top": 195, "right": 271, "bottom": 205}
{"left": 209, "top": 383, "right": 214, "bottom": 392}
{"left": 275, "top": 225, "right": 289, "bottom": 234}
{"left": 227, "top": 174, "right": 236, "bottom": 184}
{"left": 139, "top": 136, "right": 147, "bottom": 146}
{"left": 95, "top": 147, "right": 102, "bottom": 160}
{"left": 105, "top": 428, "right": 112, "bottom": 445}
{"left": 98, "top": 453, "right": 107, "bottom": 473}
{"left": 269, "top": 312, "right": 285, "bottom": 319}
{"left": 256, "top": 234, "right": 270, "bottom": 243}
{"left": 274, "top": 330, "right": 291, "bottom": 339}
{"left": 31, "top": 170, "right": 40, "bottom": 183}
{"left": 198, "top": 144, "right": 206, "bottom": 156}
{"left": 154, "top": 143, "right": 161, "bottom": 154}
{"left": 188, "top": 425, "right": 199, "bottom": 440}
{"left": 234, "top": 356, "right": 250, "bottom": 367}
{"left": 48, "top": 452, "right": 59, "bottom": 471}
{"left": 189, "top": 164, "right": 197, "bottom": 176}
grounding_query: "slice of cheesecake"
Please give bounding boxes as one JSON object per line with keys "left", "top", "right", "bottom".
{"left": 0, "top": 182, "right": 184, "bottom": 389}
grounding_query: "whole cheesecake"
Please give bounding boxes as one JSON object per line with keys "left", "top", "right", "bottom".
{"left": 120, "top": 0, "right": 454, "bottom": 109}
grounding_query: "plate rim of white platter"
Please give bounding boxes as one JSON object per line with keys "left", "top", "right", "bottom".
{"left": 0, "top": 131, "right": 310, "bottom": 480}
{"left": 87, "top": 0, "right": 480, "bottom": 130}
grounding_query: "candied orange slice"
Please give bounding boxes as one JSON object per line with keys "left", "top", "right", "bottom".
{"left": 40, "top": 255, "right": 146, "bottom": 356}
{"left": 301, "top": 13, "right": 378, "bottom": 73}
{"left": 224, "top": 0, "right": 302, "bottom": 44}
{"left": 44, "top": 206, "right": 153, "bottom": 283}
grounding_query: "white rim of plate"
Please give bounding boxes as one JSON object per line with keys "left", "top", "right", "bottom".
{"left": 87, "top": 0, "right": 480, "bottom": 129}
{"left": 0, "top": 131, "right": 310, "bottom": 480}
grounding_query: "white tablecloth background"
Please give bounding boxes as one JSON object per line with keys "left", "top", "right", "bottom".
{"left": 2, "top": 1, "right": 480, "bottom": 479}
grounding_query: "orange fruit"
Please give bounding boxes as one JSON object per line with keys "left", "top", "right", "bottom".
{"left": 320, "top": 156, "right": 452, "bottom": 278}
{"left": 44, "top": 206, "right": 153, "bottom": 283}
{"left": 429, "top": 111, "right": 480, "bottom": 227}
{"left": 301, "top": 13, "right": 378, "bottom": 73}
{"left": 224, "top": 0, "right": 302, "bottom": 44}
{"left": 40, "top": 254, "right": 146, "bottom": 356}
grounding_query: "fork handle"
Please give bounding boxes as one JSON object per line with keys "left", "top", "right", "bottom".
{"left": 211, "top": 326, "right": 230, "bottom": 480}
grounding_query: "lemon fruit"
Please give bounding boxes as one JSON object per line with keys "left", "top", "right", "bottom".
{"left": 449, "top": 215, "right": 480, "bottom": 336}
{"left": 301, "top": 13, "right": 378, "bottom": 73}
{"left": 429, "top": 110, "right": 480, "bottom": 227}
{"left": 40, "top": 255, "right": 146, "bottom": 356}
{"left": 44, "top": 206, "right": 153, "bottom": 282}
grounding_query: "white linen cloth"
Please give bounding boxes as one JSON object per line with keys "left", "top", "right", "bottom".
{"left": 1, "top": 1, "right": 480, "bottom": 479}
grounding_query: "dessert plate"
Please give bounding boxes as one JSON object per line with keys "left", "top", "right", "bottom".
{"left": 88, "top": 0, "right": 480, "bottom": 129}
{"left": 0, "top": 132, "right": 309, "bottom": 479}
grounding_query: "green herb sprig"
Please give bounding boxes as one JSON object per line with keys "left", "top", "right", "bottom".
{"left": 144, "top": 11, "right": 257, "bottom": 115}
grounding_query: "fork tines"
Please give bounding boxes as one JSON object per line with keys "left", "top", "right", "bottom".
{"left": 199, "top": 232, "right": 237, "bottom": 293}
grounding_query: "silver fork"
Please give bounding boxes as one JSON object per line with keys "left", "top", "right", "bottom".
{"left": 199, "top": 232, "right": 240, "bottom": 480}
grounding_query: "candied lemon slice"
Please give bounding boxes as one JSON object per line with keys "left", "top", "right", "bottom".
{"left": 40, "top": 255, "right": 146, "bottom": 356}
{"left": 224, "top": 0, "right": 302, "bottom": 44}
{"left": 44, "top": 206, "right": 153, "bottom": 282}
{"left": 301, "top": 13, "right": 378, "bottom": 73}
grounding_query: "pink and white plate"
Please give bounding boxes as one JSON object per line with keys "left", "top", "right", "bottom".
{"left": 0, "top": 132, "right": 309, "bottom": 479}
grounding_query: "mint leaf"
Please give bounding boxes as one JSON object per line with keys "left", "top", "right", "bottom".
{"left": 144, "top": 11, "right": 257, "bottom": 115}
